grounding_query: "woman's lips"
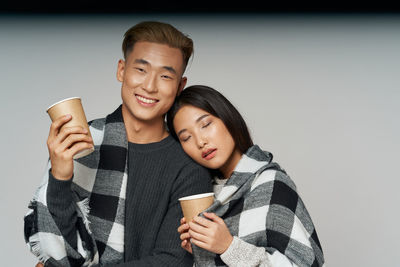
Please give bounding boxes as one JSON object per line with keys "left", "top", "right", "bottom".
{"left": 202, "top": 148, "right": 217, "bottom": 160}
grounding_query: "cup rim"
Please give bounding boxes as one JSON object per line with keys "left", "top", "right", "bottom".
{"left": 46, "top": 96, "right": 81, "bottom": 112}
{"left": 178, "top": 192, "right": 214, "bottom": 201}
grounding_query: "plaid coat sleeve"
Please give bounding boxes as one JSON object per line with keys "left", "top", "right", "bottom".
{"left": 24, "top": 159, "right": 98, "bottom": 267}
{"left": 261, "top": 170, "right": 324, "bottom": 267}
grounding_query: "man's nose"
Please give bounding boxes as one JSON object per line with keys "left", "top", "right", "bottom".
{"left": 142, "top": 73, "right": 157, "bottom": 93}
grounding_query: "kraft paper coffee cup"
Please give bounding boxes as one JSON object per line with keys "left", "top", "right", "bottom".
{"left": 46, "top": 97, "right": 94, "bottom": 159}
{"left": 179, "top": 192, "right": 214, "bottom": 222}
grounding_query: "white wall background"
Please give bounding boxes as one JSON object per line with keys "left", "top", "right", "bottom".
{"left": 1, "top": 13, "right": 399, "bottom": 266}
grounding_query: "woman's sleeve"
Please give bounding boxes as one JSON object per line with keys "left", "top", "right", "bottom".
{"left": 220, "top": 236, "right": 295, "bottom": 267}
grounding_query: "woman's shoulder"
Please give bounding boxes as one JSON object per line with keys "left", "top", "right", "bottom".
{"left": 252, "top": 161, "right": 297, "bottom": 194}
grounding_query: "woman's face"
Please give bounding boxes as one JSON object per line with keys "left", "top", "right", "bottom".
{"left": 173, "top": 105, "right": 242, "bottom": 178}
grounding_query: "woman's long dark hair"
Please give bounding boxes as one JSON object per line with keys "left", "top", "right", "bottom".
{"left": 167, "top": 85, "right": 253, "bottom": 154}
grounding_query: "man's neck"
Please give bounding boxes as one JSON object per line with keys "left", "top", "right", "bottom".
{"left": 122, "top": 106, "right": 169, "bottom": 144}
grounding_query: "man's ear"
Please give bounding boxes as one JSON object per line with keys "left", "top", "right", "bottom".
{"left": 177, "top": 76, "right": 187, "bottom": 96}
{"left": 116, "top": 59, "right": 125, "bottom": 82}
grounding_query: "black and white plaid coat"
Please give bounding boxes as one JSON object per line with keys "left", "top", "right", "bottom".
{"left": 24, "top": 106, "right": 130, "bottom": 266}
{"left": 24, "top": 105, "right": 210, "bottom": 266}
{"left": 192, "top": 145, "right": 325, "bottom": 267}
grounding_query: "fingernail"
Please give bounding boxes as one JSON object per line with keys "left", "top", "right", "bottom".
{"left": 65, "top": 114, "right": 71, "bottom": 118}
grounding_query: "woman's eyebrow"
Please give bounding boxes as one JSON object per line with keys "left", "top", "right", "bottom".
{"left": 196, "top": 114, "right": 209, "bottom": 123}
{"left": 177, "top": 128, "right": 187, "bottom": 137}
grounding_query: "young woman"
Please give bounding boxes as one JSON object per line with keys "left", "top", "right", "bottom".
{"left": 167, "top": 85, "right": 325, "bottom": 267}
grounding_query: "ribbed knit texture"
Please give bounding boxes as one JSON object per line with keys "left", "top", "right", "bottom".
{"left": 47, "top": 174, "right": 78, "bottom": 249}
{"left": 121, "top": 136, "right": 213, "bottom": 266}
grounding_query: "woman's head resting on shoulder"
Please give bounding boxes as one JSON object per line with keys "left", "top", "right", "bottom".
{"left": 167, "top": 85, "right": 253, "bottom": 178}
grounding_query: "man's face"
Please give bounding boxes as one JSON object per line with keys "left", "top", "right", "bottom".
{"left": 117, "top": 41, "right": 187, "bottom": 124}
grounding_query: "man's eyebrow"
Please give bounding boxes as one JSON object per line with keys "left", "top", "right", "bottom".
{"left": 134, "top": 58, "right": 149, "bottom": 65}
{"left": 163, "top": 66, "right": 177, "bottom": 75}
{"left": 134, "top": 58, "right": 177, "bottom": 75}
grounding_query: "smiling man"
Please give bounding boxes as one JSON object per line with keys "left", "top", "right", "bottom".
{"left": 24, "top": 21, "right": 213, "bottom": 266}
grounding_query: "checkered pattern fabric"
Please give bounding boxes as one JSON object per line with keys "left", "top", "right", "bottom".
{"left": 192, "top": 145, "right": 325, "bottom": 266}
{"left": 24, "top": 106, "right": 129, "bottom": 266}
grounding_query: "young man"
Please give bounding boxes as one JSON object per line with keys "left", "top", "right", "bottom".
{"left": 24, "top": 21, "right": 213, "bottom": 266}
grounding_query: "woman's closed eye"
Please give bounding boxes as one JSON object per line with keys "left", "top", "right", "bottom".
{"left": 181, "top": 135, "right": 191, "bottom": 142}
{"left": 201, "top": 121, "right": 212, "bottom": 128}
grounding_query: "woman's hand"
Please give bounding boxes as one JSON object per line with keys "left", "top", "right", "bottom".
{"left": 188, "top": 212, "right": 233, "bottom": 254}
{"left": 177, "top": 217, "right": 193, "bottom": 254}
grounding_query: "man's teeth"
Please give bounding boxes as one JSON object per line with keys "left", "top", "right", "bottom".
{"left": 137, "top": 95, "right": 156, "bottom": 104}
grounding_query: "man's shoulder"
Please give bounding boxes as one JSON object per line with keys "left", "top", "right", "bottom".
{"left": 87, "top": 105, "right": 123, "bottom": 131}
{"left": 164, "top": 137, "right": 205, "bottom": 169}
{"left": 88, "top": 117, "right": 106, "bottom": 132}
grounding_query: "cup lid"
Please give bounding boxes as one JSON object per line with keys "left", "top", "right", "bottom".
{"left": 46, "top": 96, "right": 81, "bottom": 112}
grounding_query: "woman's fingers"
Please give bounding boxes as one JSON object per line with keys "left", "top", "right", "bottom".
{"left": 202, "top": 212, "right": 224, "bottom": 224}
{"left": 190, "top": 238, "right": 208, "bottom": 251}
{"left": 180, "top": 217, "right": 187, "bottom": 224}
{"left": 192, "top": 215, "right": 214, "bottom": 228}
{"left": 181, "top": 239, "right": 193, "bottom": 254}
{"left": 178, "top": 222, "right": 189, "bottom": 234}
{"left": 180, "top": 231, "right": 191, "bottom": 241}
{"left": 188, "top": 227, "right": 208, "bottom": 243}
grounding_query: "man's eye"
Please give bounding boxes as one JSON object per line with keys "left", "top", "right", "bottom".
{"left": 135, "top": 68, "right": 145, "bottom": 72}
{"left": 161, "top": 75, "right": 172, "bottom": 79}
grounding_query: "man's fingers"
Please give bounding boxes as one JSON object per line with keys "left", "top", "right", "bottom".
{"left": 49, "top": 114, "right": 72, "bottom": 137}
{"left": 54, "top": 126, "right": 89, "bottom": 145}
{"left": 65, "top": 141, "right": 94, "bottom": 158}
{"left": 58, "top": 133, "right": 92, "bottom": 152}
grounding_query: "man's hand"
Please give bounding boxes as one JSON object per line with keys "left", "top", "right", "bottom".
{"left": 47, "top": 114, "right": 93, "bottom": 180}
{"left": 35, "top": 262, "right": 44, "bottom": 267}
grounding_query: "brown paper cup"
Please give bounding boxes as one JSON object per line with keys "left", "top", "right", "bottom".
{"left": 46, "top": 97, "right": 94, "bottom": 159}
{"left": 179, "top": 192, "right": 214, "bottom": 222}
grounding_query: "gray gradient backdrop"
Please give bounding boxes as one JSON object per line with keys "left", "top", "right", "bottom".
{"left": 1, "top": 14, "right": 399, "bottom": 266}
